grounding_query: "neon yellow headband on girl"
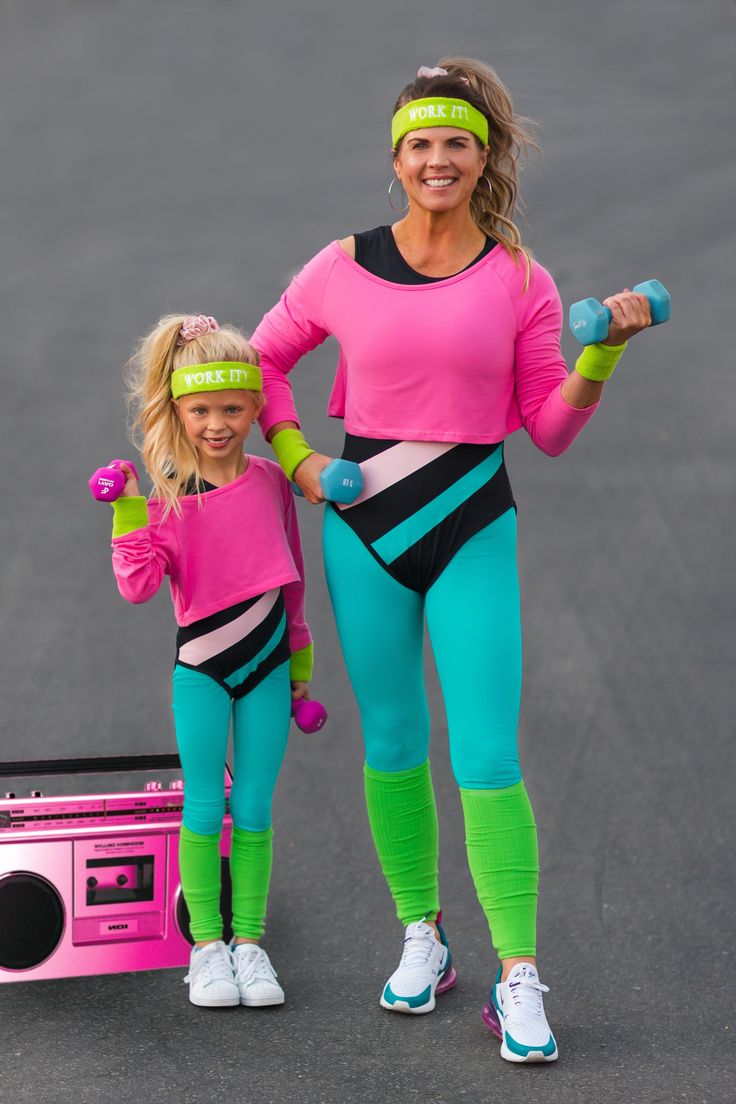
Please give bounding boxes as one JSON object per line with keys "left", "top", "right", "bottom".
{"left": 171, "top": 361, "right": 263, "bottom": 399}
{"left": 391, "top": 98, "right": 489, "bottom": 148}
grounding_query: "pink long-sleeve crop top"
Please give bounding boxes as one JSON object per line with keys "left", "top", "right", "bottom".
{"left": 110, "top": 456, "right": 311, "bottom": 654}
{"left": 252, "top": 240, "right": 598, "bottom": 456}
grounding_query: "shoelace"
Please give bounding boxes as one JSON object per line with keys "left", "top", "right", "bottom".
{"left": 399, "top": 926, "right": 437, "bottom": 971}
{"left": 507, "top": 975, "right": 550, "bottom": 1020}
{"left": 184, "top": 942, "right": 233, "bottom": 987}
{"left": 232, "top": 946, "right": 277, "bottom": 986}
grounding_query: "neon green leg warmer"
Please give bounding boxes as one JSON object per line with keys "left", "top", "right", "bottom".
{"left": 230, "top": 825, "right": 273, "bottom": 940}
{"left": 460, "top": 781, "right": 539, "bottom": 959}
{"left": 179, "top": 825, "right": 274, "bottom": 942}
{"left": 179, "top": 825, "right": 223, "bottom": 943}
{"left": 363, "top": 759, "right": 440, "bottom": 925}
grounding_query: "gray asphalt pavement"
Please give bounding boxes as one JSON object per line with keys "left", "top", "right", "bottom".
{"left": 1, "top": 2, "right": 734, "bottom": 1102}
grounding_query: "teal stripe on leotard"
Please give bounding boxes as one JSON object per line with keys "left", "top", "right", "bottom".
{"left": 224, "top": 612, "right": 287, "bottom": 689}
{"left": 371, "top": 448, "right": 504, "bottom": 565}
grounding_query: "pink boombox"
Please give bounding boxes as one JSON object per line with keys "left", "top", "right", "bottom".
{"left": 0, "top": 754, "right": 232, "bottom": 983}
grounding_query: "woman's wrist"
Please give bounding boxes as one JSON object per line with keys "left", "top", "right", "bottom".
{"left": 575, "top": 341, "right": 627, "bottom": 382}
{"left": 271, "top": 428, "right": 315, "bottom": 481}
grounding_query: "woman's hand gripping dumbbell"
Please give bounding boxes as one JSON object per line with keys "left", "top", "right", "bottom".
{"left": 88, "top": 459, "right": 140, "bottom": 502}
{"left": 569, "top": 279, "right": 671, "bottom": 345}
{"left": 291, "top": 453, "right": 363, "bottom": 505}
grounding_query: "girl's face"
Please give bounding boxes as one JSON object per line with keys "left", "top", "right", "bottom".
{"left": 173, "top": 390, "right": 260, "bottom": 463}
{"left": 393, "top": 127, "right": 488, "bottom": 214}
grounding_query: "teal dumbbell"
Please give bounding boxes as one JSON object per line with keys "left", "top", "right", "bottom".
{"left": 292, "top": 459, "right": 363, "bottom": 504}
{"left": 569, "top": 279, "right": 671, "bottom": 345}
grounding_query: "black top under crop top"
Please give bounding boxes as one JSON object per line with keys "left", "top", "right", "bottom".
{"left": 353, "top": 224, "right": 495, "bottom": 284}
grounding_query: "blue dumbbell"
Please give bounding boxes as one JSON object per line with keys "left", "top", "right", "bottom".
{"left": 569, "top": 279, "right": 671, "bottom": 345}
{"left": 292, "top": 458, "right": 363, "bottom": 504}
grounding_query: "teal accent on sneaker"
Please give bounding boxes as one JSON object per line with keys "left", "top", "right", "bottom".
{"left": 504, "top": 1031, "right": 558, "bottom": 1058}
{"left": 436, "top": 921, "right": 452, "bottom": 975}
{"left": 382, "top": 982, "right": 432, "bottom": 1008}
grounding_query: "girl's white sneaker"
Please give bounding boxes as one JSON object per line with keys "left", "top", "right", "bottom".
{"left": 183, "top": 941, "right": 240, "bottom": 1008}
{"left": 231, "top": 943, "right": 285, "bottom": 1007}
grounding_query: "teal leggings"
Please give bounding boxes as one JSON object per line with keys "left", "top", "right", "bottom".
{"left": 323, "top": 505, "right": 523, "bottom": 789}
{"left": 171, "top": 660, "right": 291, "bottom": 834}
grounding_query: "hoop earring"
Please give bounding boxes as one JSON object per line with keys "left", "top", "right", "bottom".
{"left": 478, "top": 175, "right": 493, "bottom": 203}
{"left": 388, "top": 177, "right": 409, "bottom": 212}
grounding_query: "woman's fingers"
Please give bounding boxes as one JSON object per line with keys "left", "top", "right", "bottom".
{"left": 293, "top": 452, "right": 331, "bottom": 504}
{"left": 602, "top": 289, "right": 651, "bottom": 344}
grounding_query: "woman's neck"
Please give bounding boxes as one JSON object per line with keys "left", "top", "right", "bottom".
{"left": 197, "top": 451, "right": 248, "bottom": 488}
{"left": 392, "top": 208, "right": 486, "bottom": 277}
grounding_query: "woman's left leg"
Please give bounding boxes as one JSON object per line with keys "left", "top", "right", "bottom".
{"left": 424, "top": 508, "right": 539, "bottom": 963}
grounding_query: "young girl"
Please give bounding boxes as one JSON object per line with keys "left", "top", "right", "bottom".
{"left": 107, "top": 313, "right": 313, "bottom": 1009}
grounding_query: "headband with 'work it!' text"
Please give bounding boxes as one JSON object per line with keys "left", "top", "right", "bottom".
{"left": 171, "top": 361, "right": 263, "bottom": 399}
{"left": 391, "top": 98, "right": 489, "bottom": 148}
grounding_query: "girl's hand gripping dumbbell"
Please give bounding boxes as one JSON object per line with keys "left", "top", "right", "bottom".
{"left": 291, "top": 696, "right": 328, "bottom": 733}
{"left": 88, "top": 459, "right": 140, "bottom": 502}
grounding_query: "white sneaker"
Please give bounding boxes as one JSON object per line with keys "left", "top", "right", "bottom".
{"left": 231, "top": 943, "right": 285, "bottom": 1007}
{"left": 485, "top": 962, "right": 558, "bottom": 1062}
{"left": 183, "top": 941, "right": 240, "bottom": 1008}
{"left": 380, "top": 919, "right": 456, "bottom": 1015}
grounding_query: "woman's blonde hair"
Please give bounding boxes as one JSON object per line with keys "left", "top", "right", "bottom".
{"left": 392, "top": 57, "right": 539, "bottom": 285}
{"left": 126, "top": 315, "right": 264, "bottom": 517}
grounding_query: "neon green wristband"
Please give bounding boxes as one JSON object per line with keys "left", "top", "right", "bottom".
{"left": 290, "top": 642, "right": 314, "bottom": 682}
{"left": 575, "top": 341, "right": 628, "bottom": 383}
{"left": 111, "top": 496, "right": 149, "bottom": 538}
{"left": 271, "top": 428, "right": 315, "bottom": 480}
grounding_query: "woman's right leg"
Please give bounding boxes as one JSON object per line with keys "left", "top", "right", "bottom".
{"left": 323, "top": 506, "right": 439, "bottom": 926}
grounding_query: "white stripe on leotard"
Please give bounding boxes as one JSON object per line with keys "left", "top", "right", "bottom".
{"left": 177, "top": 588, "right": 281, "bottom": 666}
{"left": 337, "top": 441, "right": 457, "bottom": 511}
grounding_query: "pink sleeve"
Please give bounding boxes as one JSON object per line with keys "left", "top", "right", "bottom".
{"left": 280, "top": 484, "right": 312, "bottom": 654}
{"left": 514, "top": 263, "right": 599, "bottom": 457}
{"left": 111, "top": 527, "right": 171, "bottom": 605}
{"left": 252, "top": 245, "right": 336, "bottom": 436}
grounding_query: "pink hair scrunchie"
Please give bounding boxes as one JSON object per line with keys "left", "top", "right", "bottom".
{"left": 416, "top": 64, "right": 470, "bottom": 86}
{"left": 177, "top": 315, "right": 219, "bottom": 345}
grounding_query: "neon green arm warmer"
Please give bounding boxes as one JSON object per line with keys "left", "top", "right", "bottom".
{"left": 290, "top": 642, "right": 314, "bottom": 682}
{"left": 271, "top": 428, "right": 315, "bottom": 481}
{"left": 111, "top": 496, "right": 149, "bottom": 538}
{"left": 575, "top": 341, "right": 628, "bottom": 382}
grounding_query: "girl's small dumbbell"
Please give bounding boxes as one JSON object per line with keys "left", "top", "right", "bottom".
{"left": 88, "top": 459, "right": 139, "bottom": 502}
{"left": 568, "top": 279, "right": 671, "bottom": 345}
{"left": 291, "top": 698, "right": 328, "bottom": 733}
{"left": 292, "top": 458, "right": 363, "bottom": 504}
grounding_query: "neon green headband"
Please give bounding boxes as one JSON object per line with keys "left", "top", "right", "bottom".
{"left": 170, "top": 361, "right": 263, "bottom": 400}
{"left": 391, "top": 97, "right": 489, "bottom": 148}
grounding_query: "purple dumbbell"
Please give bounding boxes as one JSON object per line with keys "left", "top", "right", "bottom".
{"left": 291, "top": 698, "right": 327, "bottom": 733}
{"left": 88, "top": 459, "right": 139, "bottom": 502}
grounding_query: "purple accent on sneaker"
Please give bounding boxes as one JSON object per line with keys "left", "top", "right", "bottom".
{"left": 481, "top": 1001, "right": 503, "bottom": 1040}
{"left": 436, "top": 965, "right": 457, "bottom": 995}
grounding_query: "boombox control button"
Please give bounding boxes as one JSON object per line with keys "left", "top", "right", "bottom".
{"left": 30, "top": 790, "right": 43, "bottom": 798}
{"left": 169, "top": 780, "right": 184, "bottom": 791}
{"left": 144, "top": 781, "right": 162, "bottom": 792}
{"left": 116, "top": 875, "right": 128, "bottom": 886}
{"left": 3, "top": 792, "right": 15, "bottom": 799}
{"left": 87, "top": 876, "right": 98, "bottom": 889}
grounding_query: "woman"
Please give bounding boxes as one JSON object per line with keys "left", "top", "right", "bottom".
{"left": 251, "top": 58, "right": 650, "bottom": 1063}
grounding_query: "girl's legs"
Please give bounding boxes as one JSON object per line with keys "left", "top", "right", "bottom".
{"left": 323, "top": 506, "right": 440, "bottom": 925}
{"left": 425, "top": 508, "right": 539, "bottom": 969}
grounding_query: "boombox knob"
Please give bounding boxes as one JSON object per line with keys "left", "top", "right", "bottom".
{"left": 116, "top": 874, "right": 128, "bottom": 886}
{"left": 87, "top": 876, "right": 98, "bottom": 889}
{"left": 169, "top": 780, "right": 184, "bottom": 791}
{"left": 30, "top": 790, "right": 43, "bottom": 798}
{"left": 144, "top": 781, "right": 162, "bottom": 792}
{"left": 3, "top": 792, "right": 15, "bottom": 799}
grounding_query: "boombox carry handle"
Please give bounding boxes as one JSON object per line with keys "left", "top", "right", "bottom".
{"left": 0, "top": 754, "right": 184, "bottom": 777}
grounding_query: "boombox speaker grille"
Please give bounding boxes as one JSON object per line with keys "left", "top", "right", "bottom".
{"left": 0, "top": 873, "right": 65, "bottom": 970}
{"left": 176, "top": 858, "right": 233, "bottom": 945}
